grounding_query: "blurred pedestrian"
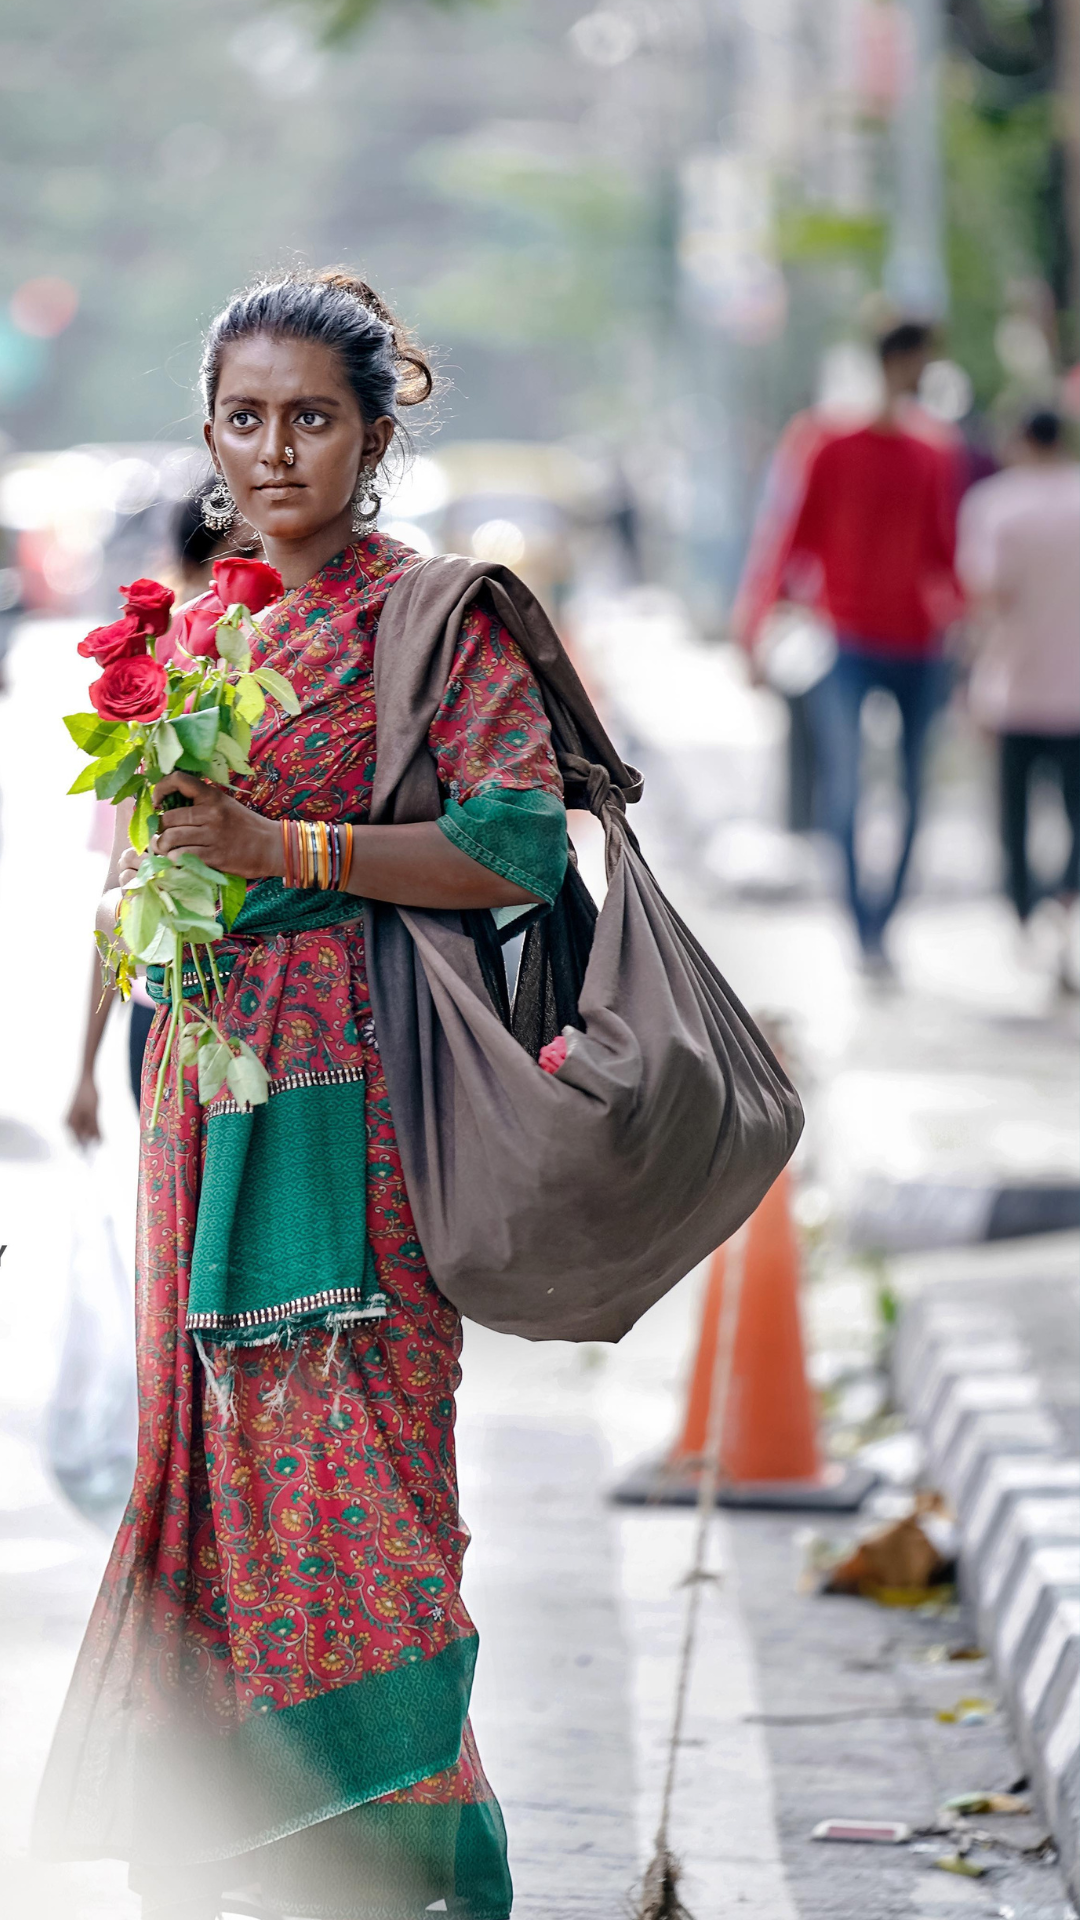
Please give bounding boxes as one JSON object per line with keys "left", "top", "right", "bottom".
{"left": 957, "top": 407, "right": 1080, "bottom": 969}
{"left": 65, "top": 486, "right": 235, "bottom": 1145}
{"left": 782, "top": 322, "right": 962, "bottom": 965}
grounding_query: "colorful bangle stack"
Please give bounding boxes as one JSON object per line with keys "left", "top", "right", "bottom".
{"left": 280, "top": 820, "right": 355, "bottom": 891}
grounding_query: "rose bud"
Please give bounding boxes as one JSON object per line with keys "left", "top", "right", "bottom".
{"left": 119, "top": 577, "right": 175, "bottom": 637}
{"left": 77, "top": 612, "right": 149, "bottom": 666}
{"left": 212, "top": 556, "right": 283, "bottom": 615}
{"left": 170, "top": 593, "right": 226, "bottom": 659}
{"left": 89, "top": 654, "right": 168, "bottom": 724}
{"left": 538, "top": 1034, "right": 568, "bottom": 1075}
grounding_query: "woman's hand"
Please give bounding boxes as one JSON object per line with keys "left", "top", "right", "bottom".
{"left": 152, "top": 773, "right": 283, "bottom": 879}
{"left": 66, "top": 1072, "right": 102, "bottom": 1147}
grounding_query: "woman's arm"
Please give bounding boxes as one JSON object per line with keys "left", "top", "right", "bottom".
{"left": 94, "top": 799, "right": 138, "bottom": 938}
{"left": 151, "top": 772, "right": 537, "bottom": 910}
{"left": 65, "top": 956, "right": 116, "bottom": 1145}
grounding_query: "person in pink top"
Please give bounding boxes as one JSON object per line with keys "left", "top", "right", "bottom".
{"left": 957, "top": 408, "right": 1080, "bottom": 934}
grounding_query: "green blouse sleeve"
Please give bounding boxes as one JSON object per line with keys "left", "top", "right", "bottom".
{"left": 437, "top": 787, "right": 568, "bottom": 906}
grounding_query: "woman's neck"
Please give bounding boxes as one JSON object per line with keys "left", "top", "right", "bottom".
{"left": 260, "top": 508, "right": 355, "bottom": 590}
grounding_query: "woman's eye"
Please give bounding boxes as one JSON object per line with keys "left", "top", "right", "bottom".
{"left": 229, "top": 411, "right": 257, "bottom": 429}
{"left": 296, "top": 411, "right": 327, "bottom": 428}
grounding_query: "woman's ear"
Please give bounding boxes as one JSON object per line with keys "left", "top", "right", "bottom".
{"left": 203, "top": 419, "right": 217, "bottom": 464}
{"left": 362, "top": 415, "right": 395, "bottom": 466}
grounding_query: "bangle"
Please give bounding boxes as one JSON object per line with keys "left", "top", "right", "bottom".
{"left": 280, "top": 819, "right": 355, "bottom": 890}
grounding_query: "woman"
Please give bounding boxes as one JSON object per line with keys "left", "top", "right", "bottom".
{"left": 37, "top": 269, "right": 571, "bottom": 1919}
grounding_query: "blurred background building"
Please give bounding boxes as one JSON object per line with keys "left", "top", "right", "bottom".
{"left": 0, "top": 0, "right": 1075, "bottom": 625}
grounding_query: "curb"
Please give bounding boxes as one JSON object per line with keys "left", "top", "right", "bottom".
{"left": 894, "top": 1294, "right": 1080, "bottom": 1900}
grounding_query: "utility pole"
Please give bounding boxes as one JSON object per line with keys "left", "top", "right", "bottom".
{"left": 884, "top": 0, "right": 949, "bottom": 318}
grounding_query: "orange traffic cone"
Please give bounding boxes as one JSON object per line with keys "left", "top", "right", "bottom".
{"left": 614, "top": 1171, "right": 874, "bottom": 1510}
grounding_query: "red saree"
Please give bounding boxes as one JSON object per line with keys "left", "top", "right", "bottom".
{"left": 37, "top": 537, "right": 563, "bottom": 1917}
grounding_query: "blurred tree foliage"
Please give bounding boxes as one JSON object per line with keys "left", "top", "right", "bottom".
{"left": 0, "top": 0, "right": 353, "bottom": 446}
{"left": 289, "top": 0, "right": 496, "bottom": 44}
{"left": 942, "top": 53, "right": 1066, "bottom": 401}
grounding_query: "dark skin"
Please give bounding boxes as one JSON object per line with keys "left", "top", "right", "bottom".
{"left": 106, "top": 333, "right": 536, "bottom": 915}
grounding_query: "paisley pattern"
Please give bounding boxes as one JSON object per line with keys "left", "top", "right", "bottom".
{"left": 41, "top": 539, "right": 562, "bottom": 1912}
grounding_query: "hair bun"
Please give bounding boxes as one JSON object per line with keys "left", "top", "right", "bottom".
{"left": 314, "top": 266, "right": 433, "bottom": 406}
{"left": 316, "top": 268, "right": 393, "bottom": 328}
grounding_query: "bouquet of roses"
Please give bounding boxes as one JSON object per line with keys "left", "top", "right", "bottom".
{"left": 65, "top": 557, "right": 298, "bottom": 1125}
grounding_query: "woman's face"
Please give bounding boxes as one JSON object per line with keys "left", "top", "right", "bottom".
{"left": 204, "top": 333, "right": 393, "bottom": 545}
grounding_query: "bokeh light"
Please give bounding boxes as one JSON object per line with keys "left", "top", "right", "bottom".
{"left": 10, "top": 276, "right": 79, "bottom": 339}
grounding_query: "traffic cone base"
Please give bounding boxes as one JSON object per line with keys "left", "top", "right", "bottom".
{"left": 613, "top": 1171, "right": 875, "bottom": 1512}
{"left": 612, "top": 1453, "right": 876, "bottom": 1511}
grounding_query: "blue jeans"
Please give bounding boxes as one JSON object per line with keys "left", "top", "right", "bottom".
{"left": 806, "top": 643, "right": 950, "bottom": 952}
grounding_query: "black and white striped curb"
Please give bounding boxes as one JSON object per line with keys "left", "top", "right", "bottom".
{"left": 894, "top": 1295, "right": 1080, "bottom": 1899}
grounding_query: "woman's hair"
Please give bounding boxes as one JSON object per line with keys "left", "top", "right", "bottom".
{"left": 172, "top": 479, "right": 225, "bottom": 570}
{"left": 1022, "top": 407, "right": 1061, "bottom": 449}
{"left": 199, "top": 268, "right": 434, "bottom": 437}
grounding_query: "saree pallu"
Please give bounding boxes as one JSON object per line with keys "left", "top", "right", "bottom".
{"left": 36, "top": 537, "right": 564, "bottom": 1916}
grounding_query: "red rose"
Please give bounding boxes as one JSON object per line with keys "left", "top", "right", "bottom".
{"left": 90, "top": 654, "right": 168, "bottom": 724}
{"left": 212, "top": 557, "right": 283, "bottom": 614}
{"left": 120, "top": 577, "right": 175, "bottom": 637}
{"left": 538, "top": 1034, "right": 567, "bottom": 1075}
{"left": 170, "top": 592, "right": 226, "bottom": 659}
{"left": 77, "top": 612, "right": 149, "bottom": 666}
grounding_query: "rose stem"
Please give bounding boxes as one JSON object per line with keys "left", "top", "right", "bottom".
{"left": 189, "top": 943, "right": 209, "bottom": 1007}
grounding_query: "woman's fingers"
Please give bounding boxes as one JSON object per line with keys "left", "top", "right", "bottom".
{"left": 152, "top": 771, "right": 210, "bottom": 808}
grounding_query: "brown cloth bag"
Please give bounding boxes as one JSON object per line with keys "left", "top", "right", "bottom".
{"left": 363, "top": 555, "right": 803, "bottom": 1343}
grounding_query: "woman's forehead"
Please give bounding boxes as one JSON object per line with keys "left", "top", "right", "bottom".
{"left": 215, "top": 333, "right": 356, "bottom": 406}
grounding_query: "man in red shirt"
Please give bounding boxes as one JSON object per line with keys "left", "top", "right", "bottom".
{"left": 780, "top": 322, "right": 961, "bottom": 963}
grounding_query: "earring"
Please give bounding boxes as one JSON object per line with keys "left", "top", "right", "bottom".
{"left": 201, "top": 477, "right": 236, "bottom": 533}
{"left": 351, "top": 466, "right": 381, "bottom": 537}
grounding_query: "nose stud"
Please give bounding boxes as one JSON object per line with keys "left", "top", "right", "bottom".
{"left": 283, "top": 446, "right": 295, "bottom": 466}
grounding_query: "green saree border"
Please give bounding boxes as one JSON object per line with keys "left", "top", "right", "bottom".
{"left": 135, "top": 1636, "right": 480, "bottom": 1866}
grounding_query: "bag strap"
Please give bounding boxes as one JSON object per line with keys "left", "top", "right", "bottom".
{"left": 370, "top": 554, "right": 642, "bottom": 828}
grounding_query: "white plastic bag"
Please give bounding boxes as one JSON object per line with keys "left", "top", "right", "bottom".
{"left": 44, "top": 1151, "right": 138, "bottom": 1529}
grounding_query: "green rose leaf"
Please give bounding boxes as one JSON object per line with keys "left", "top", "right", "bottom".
{"left": 68, "top": 759, "right": 107, "bottom": 796}
{"left": 251, "top": 667, "right": 300, "bottom": 716}
{"left": 225, "top": 1046, "right": 268, "bottom": 1110}
{"left": 130, "top": 784, "right": 156, "bottom": 853}
{"left": 213, "top": 729, "right": 250, "bottom": 775}
{"left": 215, "top": 610, "right": 251, "bottom": 672}
{"left": 139, "top": 923, "right": 175, "bottom": 966}
{"left": 178, "top": 1024, "right": 202, "bottom": 1066}
{"left": 121, "top": 886, "right": 162, "bottom": 958}
{"left": 96, "top": 748, "right": 144, "bottom": 801}
{"left": 159, "top": 865, "right": 217, "bottom": 912}
{"left": 198, "top": 1038, "right": 232, "bottom": 1105}
{"left": 175, "top": 850, "right": 228, "bottom": 886}
{"left": 156, "top": 721, "right": 183, "bottom": 776}
{"left": 64, "top": 712, "right": 127, "bottom": 754}
{"left": 221, "top": 871, "right": 248, "bottom": 930}
{"left": 235, "top": 675, "right": 266, "bottom": 724}
{"left": 171, "top": 709, "right": 220, "bottom": 764}
{"left": 225, "top": 709, "right": 252, "bottom": 756}
{"left": 173, "top": 912, "right": 224, "bottom": 943}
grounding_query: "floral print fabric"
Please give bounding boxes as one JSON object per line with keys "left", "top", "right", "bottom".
{"left": 38, "top": 538, "right": 562, "bottom": 1910}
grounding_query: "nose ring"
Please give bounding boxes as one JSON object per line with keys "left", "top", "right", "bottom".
{"left": 283, "top": 445, "right": 295, "bottom": 466}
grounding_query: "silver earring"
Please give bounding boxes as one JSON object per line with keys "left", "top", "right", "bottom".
{"left": 351, "top": 466, "right": 381, "bottom": 536}
{"left": 201, "top": 477, "right": 235, "bottom": 533}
